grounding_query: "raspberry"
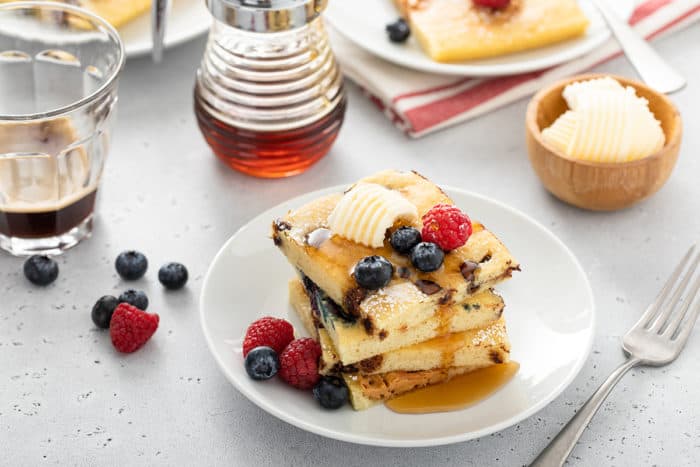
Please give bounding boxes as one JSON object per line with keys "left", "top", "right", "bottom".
{"left": 109, "top": 303, "right": 159, "bottom": 353}
{"left": 473, "top": 0, "right": 511, "bottom": 9}
{"left": 421, "top": 204, "right": 473, "bottom": 251}
{"left": 242, "top": 317, "right": 295, "bottom": 357}
{"left": 278, "top": 338, "right": 321, "bottom": 390}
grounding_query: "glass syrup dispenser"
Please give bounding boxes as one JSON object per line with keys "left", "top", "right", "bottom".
{"left": 193, "top": 0, "right": 347, "bottom": 178}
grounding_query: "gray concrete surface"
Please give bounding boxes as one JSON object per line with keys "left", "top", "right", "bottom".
{"left": 1, "top": 23, "right": 699, "bottom": 467}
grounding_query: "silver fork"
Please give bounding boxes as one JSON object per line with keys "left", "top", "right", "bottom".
{"left": 531, "top": 244, "right": 700, "bottom": 467}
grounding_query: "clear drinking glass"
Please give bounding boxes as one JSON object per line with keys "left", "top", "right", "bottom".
{"left": 0, "top": 1, "right": 124, "bottom": 256}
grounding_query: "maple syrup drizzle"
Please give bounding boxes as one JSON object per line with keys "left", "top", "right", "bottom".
{"left": 429, "top": 310, "right": 459, "bottom": 369}
{"left": 386, "top": 361, "right": 519, "bottom": 414}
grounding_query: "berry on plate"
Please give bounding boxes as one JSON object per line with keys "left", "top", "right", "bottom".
{"left": 386, "top": 18, "right": 410, "bottom": 43}
{"left": 279, "top": 338, "right": 321, "bottom": 390}
{"left": 244, "top": 346, "right": 280, "bottom": 380}
{"left": 109, "top": 303, "right": 159, "bottom": 353}
{"left": 115, "top": 250, "right": 148, "bottom": 280}
{"left": 158, "top": 262, "right": 189, "bottom": 290}
{"left": 23, "top": 255, "right": 59, "bottom": 286}
{"left": 390, "top": 226, "right": 422, "bottom": 254}
{"left": 118, "top": 289, "right": 149, "bottom": 310}
{"left": 410, "top": 242, "right": 445, "bottom": 272}
{"left": 242, "top": 317, "right": 295, "bottom": 357}
{"left": 313, "top": 376, "right": 349, "bottom": 409}
{"left": 421, "top": 204, "right": 473, "bottom": 251}
{"left": 354, "top": 256, "right": 394, "bottom": 290}
{"left": 473, "top": 0, "right": 511, "bottom": 9}
{"left": 92, "top": 295, "right": 119, "bottom": 329}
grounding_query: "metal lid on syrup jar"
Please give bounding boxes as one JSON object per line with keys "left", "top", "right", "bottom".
{"left": 206, "top": 0, "right": 328, "bottom": 32}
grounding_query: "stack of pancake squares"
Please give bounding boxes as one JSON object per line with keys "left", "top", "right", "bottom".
{"left": 272, "top": 170, "right": 519, "bottom": 410}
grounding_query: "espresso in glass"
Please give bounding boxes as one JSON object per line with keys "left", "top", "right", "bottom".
{"left": 0, "top": 119, "right": 98, "bottom": 241}
{"left": 0, "top": 2, "right": 123, "bottom": 255}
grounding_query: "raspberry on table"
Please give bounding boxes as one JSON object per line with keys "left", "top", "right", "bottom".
{"left": 421, "top": 204, "right": 473, "bottom": 251}
{"left": 242, "top": 317, "right": 295, "bottom": 357}
{"left": 278, "top": 338, "right": 321, "bottom": 390}
{"left": 109, "top": 303, "right": 159, "bottom": 353}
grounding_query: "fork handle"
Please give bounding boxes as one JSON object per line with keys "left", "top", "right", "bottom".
{"left": 530, "top": 357, "right": 641, "bottom": 467}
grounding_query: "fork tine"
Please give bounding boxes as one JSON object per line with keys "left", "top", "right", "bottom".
{"left": 651, "top": 250, "right": 700, "bottom": 332}
{"left": 672, "top": 297, "right": 700, "bottom": 345}
{"left": 663, "top": 269, "right": 700, "bottom": 338}
{"left": 635, "top": 245, "right": 696, "bottom": 329}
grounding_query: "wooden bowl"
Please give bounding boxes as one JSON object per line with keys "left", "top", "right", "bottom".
{"left": 526, "top": 73, "right": 682, "bottom": 211}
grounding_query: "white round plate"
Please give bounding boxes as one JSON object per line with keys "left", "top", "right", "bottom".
{"left": 200, "top": 186, "right": 595, "bottom": 447}
{"left": 119, "top": 0, "right": 210, "bottom": 58}
{"left": 325, "top": 0, "right": 635, "bottom": 76}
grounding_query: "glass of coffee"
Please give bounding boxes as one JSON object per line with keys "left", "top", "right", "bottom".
{"left": 0, "top": 2, "right": 124, "bottom": 256}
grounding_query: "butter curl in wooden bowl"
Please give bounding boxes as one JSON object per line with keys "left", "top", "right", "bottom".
{"left": 526, "top": 73, "right": 682, "bottom": 211}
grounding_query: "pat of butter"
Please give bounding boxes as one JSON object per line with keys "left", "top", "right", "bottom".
{"left": 328, "top": 183, "right": 417, "bottom": 248}
{"left": 542, "top": 78, "right": 665, "bottom": 162}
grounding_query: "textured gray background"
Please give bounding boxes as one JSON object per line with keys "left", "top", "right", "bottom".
{"left": 1, "top": 23, "right": 699, "bottom": 467}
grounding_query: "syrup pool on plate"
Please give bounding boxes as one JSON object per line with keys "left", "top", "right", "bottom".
{"left": 386, "top": 361, "right": 520, "bottom": 414}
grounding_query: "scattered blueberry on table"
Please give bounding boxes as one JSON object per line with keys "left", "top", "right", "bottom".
{"left": 91, "top": 295, "right": 120, "bottom": 329}
{"left": 115, "top": 250, "right": 148, "bottom": 280}
{"left": 118, "top": 289, "right": 149, "bottom": 310}
{"left": 23, "top": 255, "right": 59, "bottom": 286}
{"left": 158, "top": 262, "right": 189, "bottom": 290}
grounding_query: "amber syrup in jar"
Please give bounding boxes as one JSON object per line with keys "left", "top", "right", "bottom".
{"left": 194, "top": 1, "right": 346, "bottom": 178}
{"left": 195, "top": 91, "right": 346, "bottom": 178}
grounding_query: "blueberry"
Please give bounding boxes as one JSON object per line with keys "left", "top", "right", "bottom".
{"left": 354, "top": 256, "right": 394, "bottom": 290}
{"left": 158, "top": 262, "right": 188, "bottom": 290}
{"left": 313, "top": 376, "right": 349, "bottom": 409}
{"left": 386, "top": 18, "right": 410, "bottom": 43}
{"left": 410, "top": 242, "right": 444, "bottom": 272}
{"left": 115, "top": 250, "right": 148, "bottom": 280}
{"left": 244, "top": 346, "right": 280, "bottom": 380}
{"left": 390, "top": 226, "right": 422, "bottom": 254}
{"left": 91, "top": 295, "right": 119, "bottom": 329}
{"left": 118, "top": 289, "right": 149, "bottom": 310}
{"left": 23, "top": 255, "right": 59, "bottom": 286}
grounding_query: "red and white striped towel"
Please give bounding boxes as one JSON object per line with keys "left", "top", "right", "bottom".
{"left": 329, "top": 0, "right": 700, "bottom": 138}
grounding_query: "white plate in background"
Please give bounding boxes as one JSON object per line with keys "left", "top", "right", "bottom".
{"left": 325, "top": 0, "right": 635, "bottom": 76}
{"left": 120, "top": 0, "right": 210, "bottom": 57}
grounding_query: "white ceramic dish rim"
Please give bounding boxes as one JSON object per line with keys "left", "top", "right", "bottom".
{"left": 121, "top": 0, "right": 211, "bottom": 57}
{"left": 324, "top": 0, "right": 635, "bottom": 77}
{"left": 199, "top": 185, "right": 596, "bottom": 447}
